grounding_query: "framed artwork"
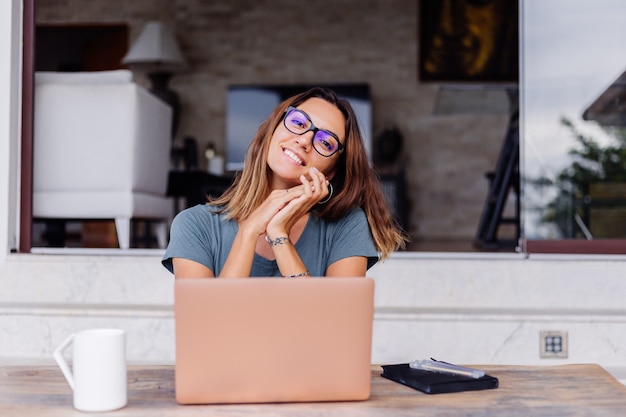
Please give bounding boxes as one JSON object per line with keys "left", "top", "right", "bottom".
{"left": 419, "top": 0, "right": 519, "bottom": 82}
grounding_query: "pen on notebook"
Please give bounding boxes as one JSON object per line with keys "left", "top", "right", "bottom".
{"left": 409, "top": 358, "right": 485, "bottom": 379}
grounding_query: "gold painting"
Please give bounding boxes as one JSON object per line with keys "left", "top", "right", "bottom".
{"left": 419, "top": 0, "right": 519, "bottom": 82}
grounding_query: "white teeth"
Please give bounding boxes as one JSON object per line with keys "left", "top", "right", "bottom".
{"left": 284, "top": 149, "right": 303, "bottom": 165}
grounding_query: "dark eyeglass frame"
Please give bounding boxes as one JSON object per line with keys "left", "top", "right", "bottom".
{"left": 283, "top": 106, "right": 345, "bottom": 157}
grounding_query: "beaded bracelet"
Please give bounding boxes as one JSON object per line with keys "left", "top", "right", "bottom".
{"left": 284, "top": 271, "right": 311, "bottom": 278}
{"left": 265, "top": 235, "right": 290, "bottom": 246}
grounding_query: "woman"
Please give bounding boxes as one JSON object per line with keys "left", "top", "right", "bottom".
{"left": 162, "top": 87, "right": 407, "bottom": 278}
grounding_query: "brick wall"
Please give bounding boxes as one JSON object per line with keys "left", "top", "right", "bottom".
{"left": 35, "top": 0, "right": 512, "bottom": 244}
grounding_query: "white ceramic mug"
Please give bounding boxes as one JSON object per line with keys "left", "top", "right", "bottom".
{"left": 53, "top": 328, "right": 127, "bottom": 412}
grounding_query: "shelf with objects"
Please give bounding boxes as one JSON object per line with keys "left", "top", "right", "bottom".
{"left": 168, "top": 136, "right": 234, "bottom": 214}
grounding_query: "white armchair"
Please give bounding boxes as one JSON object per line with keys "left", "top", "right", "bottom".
{"left": 33, "top": 70, "right": 173, "bottom": 249}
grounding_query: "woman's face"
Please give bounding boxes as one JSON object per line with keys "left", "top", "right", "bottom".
{"left": 267, "top": 97, "right": 345, "bottom": 189}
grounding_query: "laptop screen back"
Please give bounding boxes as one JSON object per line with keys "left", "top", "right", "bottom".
{"left": 174, "top": 277, "right": 375, "bottom": 404}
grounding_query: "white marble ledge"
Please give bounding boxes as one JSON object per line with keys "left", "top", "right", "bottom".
{"left": 0, "top": 302, "right": 172, "bottom": 318}
{"left": 374, "top": 306, "right": 626, "bottom": 320}
{"left": 15, "top": 247, "right": 626, "bottom": 262}
{"left": 29, "top": 247, "right": 166, "bottom": 257}
{"left": 369, "top": 258, "right": 626, "bottom": 312}
{"left": 4, "top": 250, "right": 626, "bottom": 309}
{"left": 386, "top": 249, "right": 626, "bottom": 261}
{"left": 0, "top": 252, "right": 174, "bottom": 306}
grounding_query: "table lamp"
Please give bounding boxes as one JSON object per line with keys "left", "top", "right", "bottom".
{"left": 122, "top": 21, "right": 187, "bottom": 138}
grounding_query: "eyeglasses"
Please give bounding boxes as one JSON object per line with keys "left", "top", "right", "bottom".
{"left": 283, "top": 106, "right": 344, "bottom": 157}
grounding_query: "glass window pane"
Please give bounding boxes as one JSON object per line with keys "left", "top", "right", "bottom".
{"left": 522, "top": 0, "right": 626, "bottom": 244}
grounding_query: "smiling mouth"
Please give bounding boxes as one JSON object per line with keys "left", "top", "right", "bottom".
{"left": 283, "top": 148, "right": 304, "bottom": 165}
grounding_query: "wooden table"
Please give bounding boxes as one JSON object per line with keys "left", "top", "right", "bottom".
{"left": 2, "top": 364, "right": 626, "bottom": 416}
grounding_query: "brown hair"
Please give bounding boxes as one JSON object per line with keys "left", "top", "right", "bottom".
{"left": 211, "top": 87, "right": 408, "bottom": 258}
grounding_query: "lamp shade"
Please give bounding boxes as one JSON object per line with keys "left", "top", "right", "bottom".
{"left": 122, "top": 21, "right": 186, "bottom": 72}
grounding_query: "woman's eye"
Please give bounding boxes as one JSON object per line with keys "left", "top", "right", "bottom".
{"left": 317, "top": 138, "right": 333, "bottom": 151}
{"left": 289, "top": 115, "right": 307, "bottom": 129}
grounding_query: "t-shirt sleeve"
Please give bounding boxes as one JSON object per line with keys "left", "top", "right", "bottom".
{"left": 161, "top": 205, "right": 216, "bottom": 274}
{"left": 327, "top": 208, "right": 379, "bottom": 270}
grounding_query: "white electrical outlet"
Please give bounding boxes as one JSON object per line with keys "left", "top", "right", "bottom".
{"left": 540, "top": 330, "right": 568, "bottom": 359}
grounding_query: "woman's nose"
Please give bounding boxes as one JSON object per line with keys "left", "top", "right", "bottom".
{"left": 295, "top": 133, "right": 314, "bottom": 151}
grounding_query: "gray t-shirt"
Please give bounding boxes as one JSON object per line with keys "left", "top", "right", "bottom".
{"left": 162, "top": 204, "right": 379, "bottom": 277}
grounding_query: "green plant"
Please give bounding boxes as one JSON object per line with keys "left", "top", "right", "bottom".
{"left": 541, "top": 117, "right": 626, "bottom": 238}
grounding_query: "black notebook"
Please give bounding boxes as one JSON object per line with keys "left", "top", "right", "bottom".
{"left": 381, "top": 363, "right": 499, "bottom": 394}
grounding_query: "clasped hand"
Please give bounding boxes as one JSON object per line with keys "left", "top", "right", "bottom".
{"left": 242, "top": 167, "right": 330, "bottom": 239}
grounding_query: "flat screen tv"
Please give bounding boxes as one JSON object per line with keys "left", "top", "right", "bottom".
{"left": 225, "top": 84, "right": 372, "bottom": 172}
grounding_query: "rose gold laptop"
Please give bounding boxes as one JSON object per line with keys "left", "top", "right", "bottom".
{"left": 174, "top": 277, "right": 375, "bottom": 404}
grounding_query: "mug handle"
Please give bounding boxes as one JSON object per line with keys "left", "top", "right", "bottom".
{"left": 53, "top": 334, "right": 75, "bottom": 390}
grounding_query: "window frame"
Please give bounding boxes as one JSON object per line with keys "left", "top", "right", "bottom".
{"left": 17, "top": 0, "right": 626, "bottom": 255}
